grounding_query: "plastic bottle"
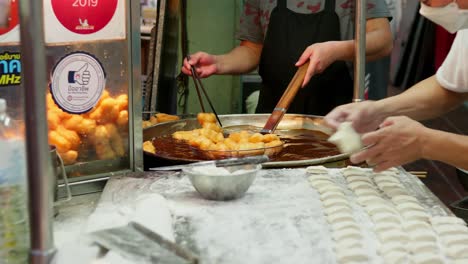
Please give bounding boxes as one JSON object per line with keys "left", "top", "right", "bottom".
{"left": 0, "top": 98, "right": 29, "bottom": 263}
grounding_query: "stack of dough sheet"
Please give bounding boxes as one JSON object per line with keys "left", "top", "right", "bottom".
{"left": 306, "top": 165, "right": 468, "bottom": 264}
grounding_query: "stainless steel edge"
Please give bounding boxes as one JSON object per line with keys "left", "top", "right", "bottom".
{"left": 143, "top": 114, "right": 349, "bottom": 167}
{"left": 129, "top": 0, "right": 144, "bottom": 172}
{"left": 18, "top": 0, "right": 56, "bottom": 263}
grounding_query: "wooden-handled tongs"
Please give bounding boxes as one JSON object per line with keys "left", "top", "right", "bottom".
{"left": 187, "top": 55, "right": 223, "bottom": 127}
{"left": 260, "top": 62, "right": 310, "bottom": 134}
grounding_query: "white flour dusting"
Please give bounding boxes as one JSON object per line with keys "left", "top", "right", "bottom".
{"left": 149, "top": 169, "right": 337, "bottom": 264}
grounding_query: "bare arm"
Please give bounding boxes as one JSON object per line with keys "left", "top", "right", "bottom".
{"left": 216, "top": 40, "right": 263, "bottom": 75}
{"left": 375, "top": 75, "right": 468, "bottom": 121}
{"left": 182, "top": 40, "right": 262, "bottom": 77}
{"left": 423, "top": 129, "right": 468, "bottom": 170}
{"left": 335, "top": 17, "right": 393, "bottom": 61}
{"left": 297, "top": 17, "right": 393, "bottom": 86}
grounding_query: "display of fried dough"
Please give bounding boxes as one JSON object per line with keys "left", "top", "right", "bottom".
{"left": 172, "top": 113, "right": 283, "bottom": 152}
{"left": 142, "top": 113, "right": 180, "bottom": 128}
{"left": 47, "top": 89, "right": 129, "bottom": 165}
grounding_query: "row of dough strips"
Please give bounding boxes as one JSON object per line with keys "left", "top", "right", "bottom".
{"left": 307, "top": 165, "right": 468, "bottom": 264}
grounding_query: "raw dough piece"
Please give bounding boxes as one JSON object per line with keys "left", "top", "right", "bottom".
{"left": 376, "top": 181, "right": 403, "bottom": 189}
{"left": 433, "top": 223, "right": 468, "bottom": 236}
{"left": 356, "top": 195, "right": 385, "bottom": 206}
{"left": 324, "top": 205, "right": 352, "bottom": 216}
{"left": 328, "top": 122, "right": 363, "bottom": 154}
{"left": 382, "top": 251, "right": 410, "bottom": 264}
{"left": 401, "top": 210, "right": 430, "bottom": 222}
{"left": 335, "top": 239, "right": 361, "bottom": 250}
{"left": 331, "top": 220, "right": 360, "bottom": 231}
{"left": 404, "top": 220, "right": 432, "bottom": 232}
{"left": 375, "top": 169, "right": 399, "bottom": 177}
{"left": 342, "top": 166, "right": 369, "bottom": 177}
{"left": 379, "top": 242, "right": 407, "bottom": 255}
{"left": 327, "top": 212, "right": 355, "bottom": 224}
{"left": 308, "top": 174, "right": 334, "bottom": 182}
{"left": 306, "top": 165, "right": 328, "bottom": 174}
{"left": 410, "top": 253, "right": 444, "bottom": 264}
{"left": 445, "top": 244, "right": 468, "bottom": 258}
{"left": 408, "top": 230, "right": 437, "bottom": 243}
{"left": 391, "top": 195, "right": 419, "bottom": 204}
{"left": 440, "top": 233, "right": 468, "bottom": 247}
{"left": 408, "top": 241, "right": 438, "bottom": 254}
{"left": 376, "top": 230, "right": 409, "bottom": 244}
{"left": 346, "top": 175, "right": 372, "bottom": 184}
{"left": 309, "top": 180, "right": 335, "bottom": 189}
{"left": 316, "top": 184, "right": 343, "bottom": 194}
{"left": 335, "top": 247, "right": 368, "bottom": 263}
{"left": 322, "top": 197, "right": 349, "bottom": 208}
{"left": 354, "top": 188, "right": 380, "bottom": 197}
{"left": 371, "top": 212, "right": 401, "bottom": 225}
{"left": 396, "top": 202, "right": 425, "bottom": 212}
{"left": 332, "top": 228, "right": 362, "bottom": 241}
{"left": 431, "top": 216, "right": 467, "bottom": 226}
{"left": 348, "top": 181, "right": 375, "bottom": 191}
{"left": 374, "top": 222, "right": 402, "bottom": 234}
{"left": 321, "top": 191, "right": 346, "bottom": 200}
{"left": 382, "top": 187, "right": 408, "bottom": 197}
{"left": 365, "top": 203, "right": 398, "bottom": 216}
{"left": 373, "top": 175, "right": 400, "bottom": 184}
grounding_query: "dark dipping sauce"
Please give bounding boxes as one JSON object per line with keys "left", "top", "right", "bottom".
{"left": 149, "top": 129, "right": 340, "bottom": 162}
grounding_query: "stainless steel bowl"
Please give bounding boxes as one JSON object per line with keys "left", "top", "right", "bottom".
{"left": 183, "top": 164, "right": 260, "bottom": 201}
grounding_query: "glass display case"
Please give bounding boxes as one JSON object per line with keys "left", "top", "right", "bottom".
{"left": 0, "top": 0, "right": 143, "bottom": 195}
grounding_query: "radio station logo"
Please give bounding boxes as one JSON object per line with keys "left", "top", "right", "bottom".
{"left": 0, "top": 51, "right": 21, "bottom": 87}
{"left": 51, "top": 52, "right": 106, "bottom": 114}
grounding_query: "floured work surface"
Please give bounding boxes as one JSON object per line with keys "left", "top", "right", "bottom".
{"left": 97, "top": 168, "right": 464, "bottom": 264}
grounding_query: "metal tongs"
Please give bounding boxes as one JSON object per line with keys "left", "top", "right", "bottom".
{"left": 149, "top": 155, "right": 269, "bottom": 171}
{"left": 187, "top": 55, "right": 223, "bottom": 127}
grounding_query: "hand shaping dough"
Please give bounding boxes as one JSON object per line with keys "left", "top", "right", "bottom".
{"left": 328, "top": 122, "right": 363, "bottom": 154}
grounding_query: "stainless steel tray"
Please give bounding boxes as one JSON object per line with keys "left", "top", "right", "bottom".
{"left": 143, "top": 114, "right": 349, "bottom": 168}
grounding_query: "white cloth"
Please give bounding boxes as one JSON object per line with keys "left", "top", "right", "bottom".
{"left": 436, "top": 29, "right": 468, "bottom": 93}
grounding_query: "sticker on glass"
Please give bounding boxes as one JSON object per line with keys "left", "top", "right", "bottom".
{"left": 0, "top": 0, "right": 20, "bottom": 43}
{"left": 0, "top": 51, "right": 21, "bottom": 86}
{"left": 50, "top": 0, "right": 118, "bottom": 35}
{"left": 50, "top": 52, "right": 106, "bottom": 114}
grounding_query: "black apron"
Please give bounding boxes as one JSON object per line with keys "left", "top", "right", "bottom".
{"left": 256, "top": 0, "right": 353, "bottom": 115}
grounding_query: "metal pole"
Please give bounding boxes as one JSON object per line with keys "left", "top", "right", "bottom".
{"left": 17, "top": 0, "right": 56, "bottom": 263}
{"left": 353, "top": 0, "right": 366, "bottom": 102}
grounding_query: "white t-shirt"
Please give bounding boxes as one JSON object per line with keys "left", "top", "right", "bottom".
{"left": 436, "top": 29, "right": 468, "bottom": 93}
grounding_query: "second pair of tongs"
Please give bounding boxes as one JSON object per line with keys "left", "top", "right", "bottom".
{"left": 187, "top": 55, "right": 223, "bottom": 127}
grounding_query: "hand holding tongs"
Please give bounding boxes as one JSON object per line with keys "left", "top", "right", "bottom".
{"left": 187, "top": 55, "right": 223, "bottom": 127}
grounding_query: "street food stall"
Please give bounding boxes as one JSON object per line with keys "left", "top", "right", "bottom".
{"left": 2, "top": 0, "right": 468, "bottom": 263}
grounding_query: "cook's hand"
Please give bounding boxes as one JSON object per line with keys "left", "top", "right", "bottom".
{"left": 350, "top": 116, "right": 430, "bottom": 172}
{"left": 182, "top": 52, "right": 218, "bottom": 78}
{"left": 295, "top": 41, "right": 339, "bottom": 87}
{"left": 324, "top": 101, "right": 384, "bottom": 133}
